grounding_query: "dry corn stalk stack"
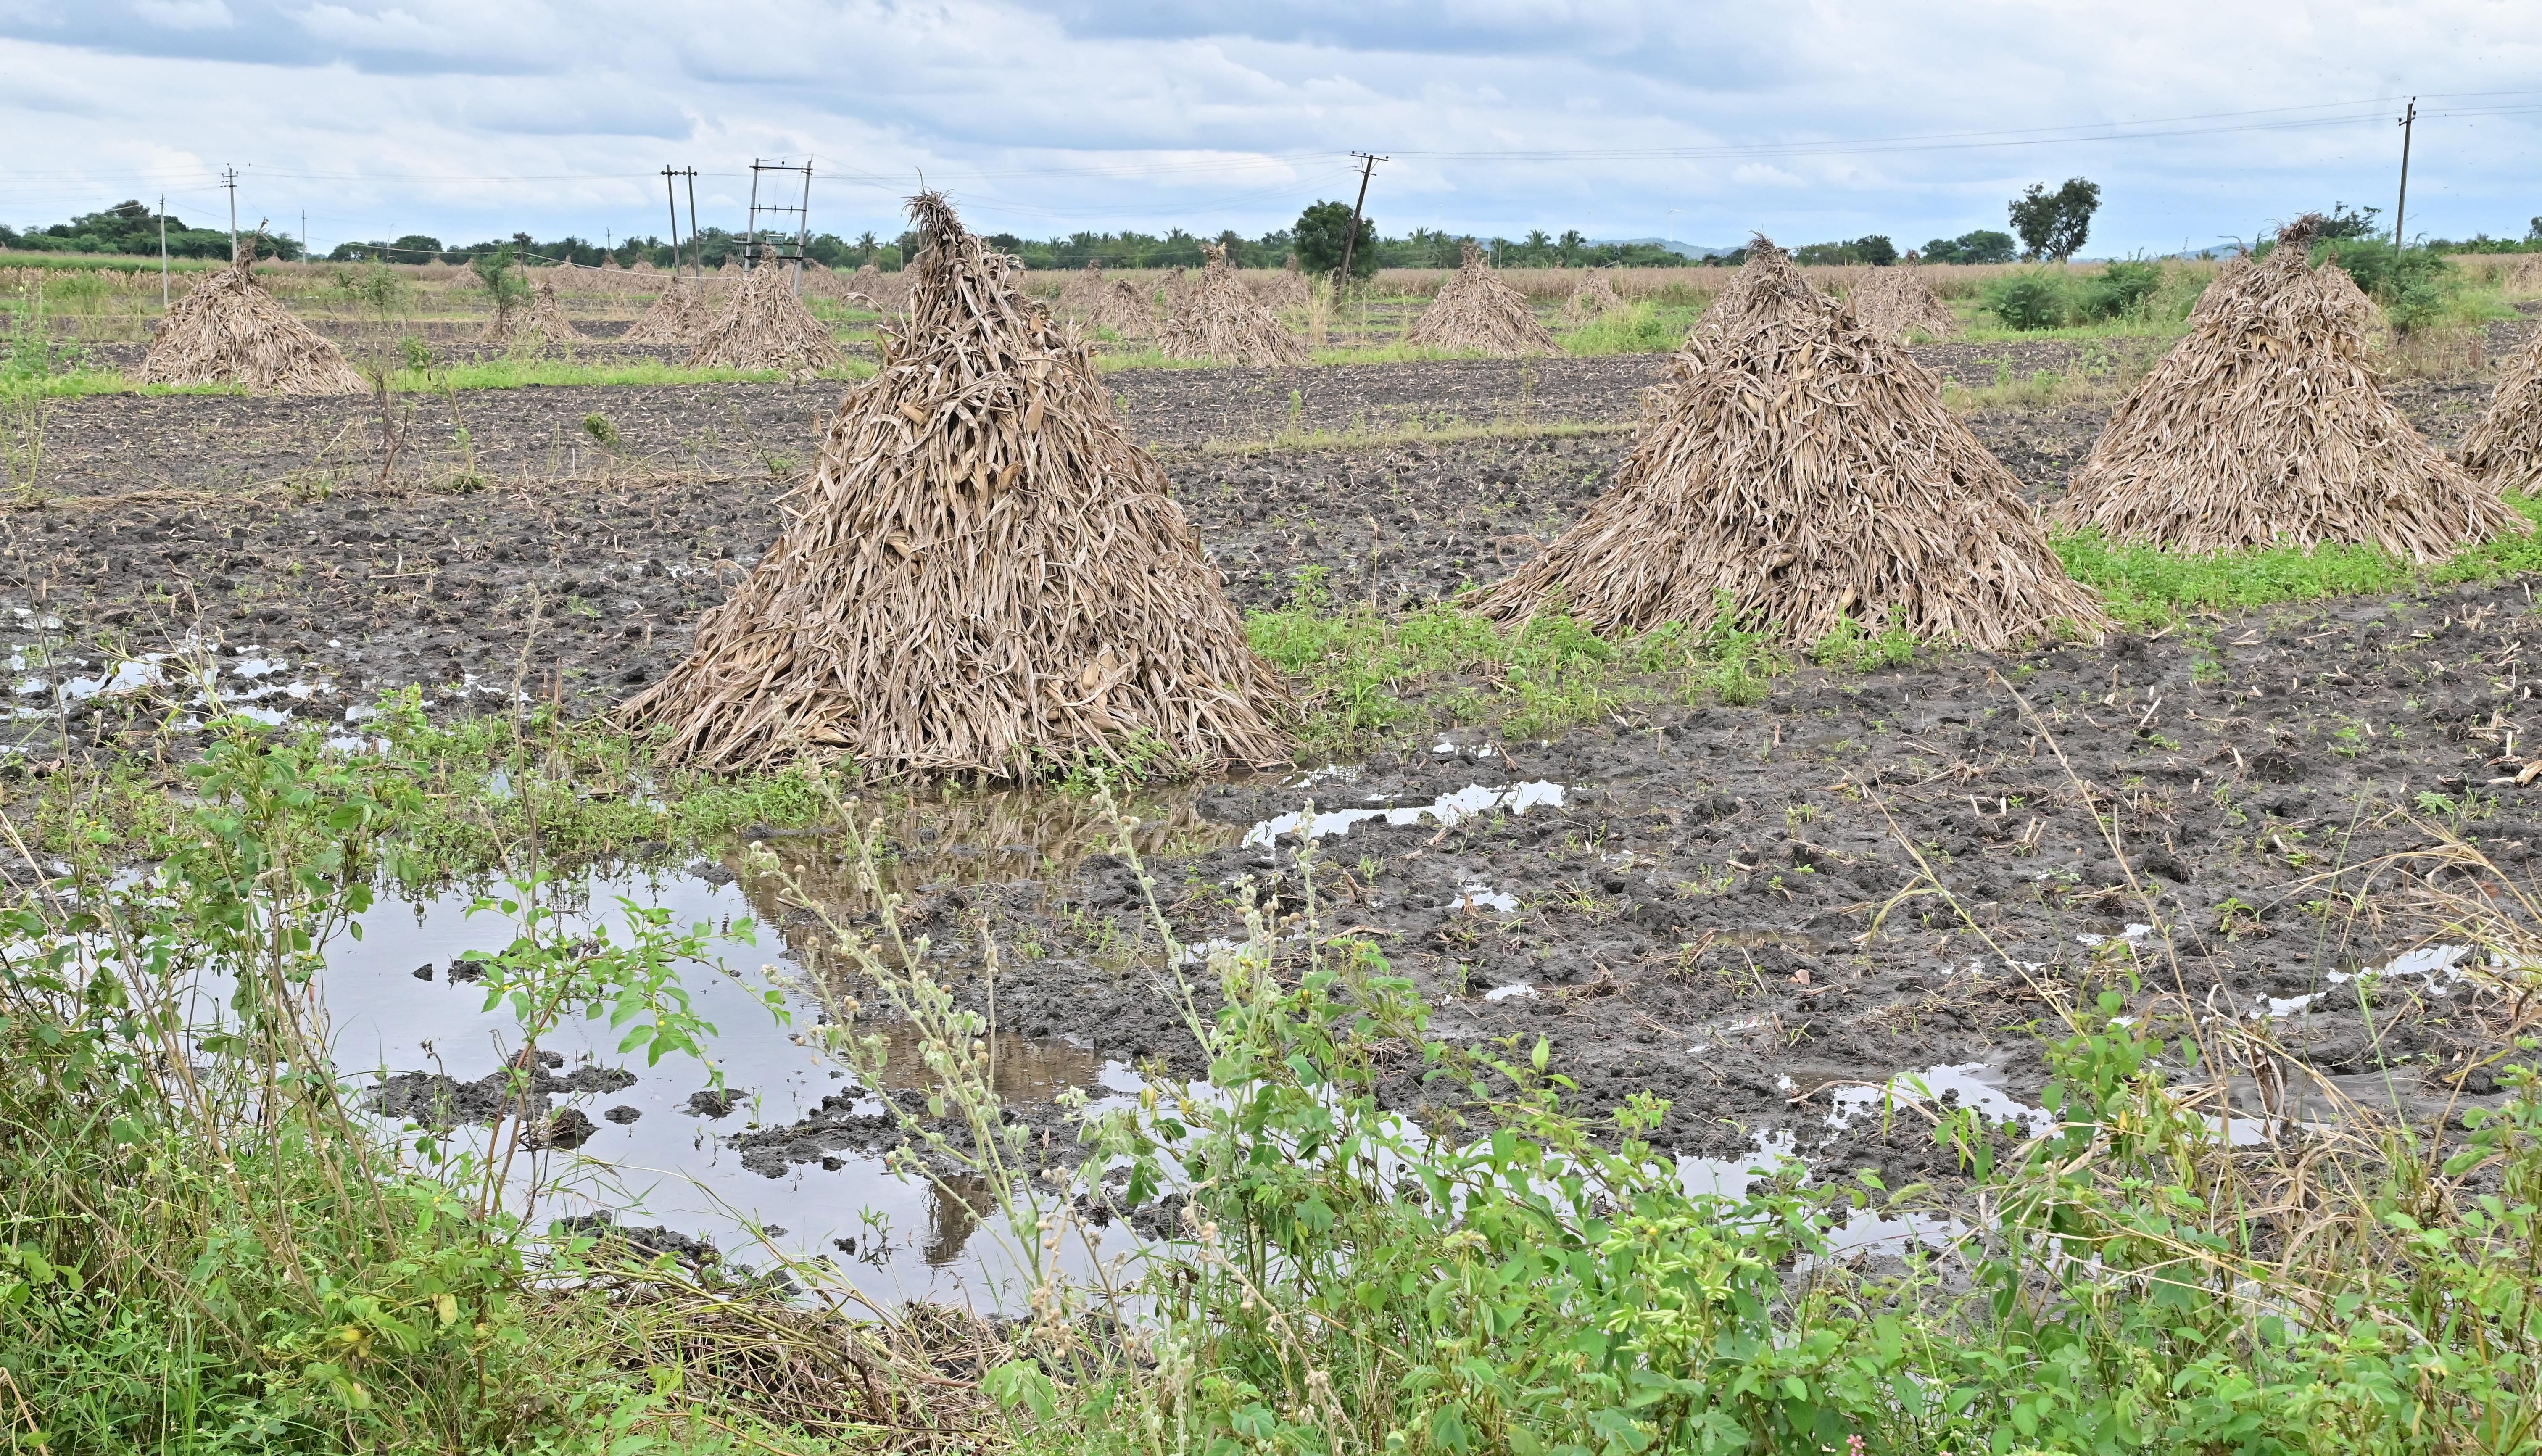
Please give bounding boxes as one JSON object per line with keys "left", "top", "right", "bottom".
{"left": 1846, "top": 264, "right": 1957, "bottom": 342}
{"left": 1482, "top": 239, "right": 2105, "bottom": 650}
{"left": 687, "top": 264, "right": 845, "bottom": 376}
{"left": 1560, "top": 269, "right": 1626, "bottom": 325}
{"left": 2458, "top": 325, "right": 2542, "bottom": 494}
{"left": 1406, "top": 244, "right": 1560, "bottom": 356}
{"left": 488, "top": 274, "right": 583, "bottom": 348}
{"left": 1059, "top": 261, "right": 1112, "bottom": 320}
{"left": 1158, "top": 244, "right": 1308, "bottom": 366}
{"left": 2508, "top": 256, "right": 2542, "bottom": 294}
{"left": 622, "top": 193, "right": 1289, "bottom": 776}
{"left": 849, "top": 263, "right": 908, "bottom": 315}
{"left": 1253, "top": 255, "right": 1311, "bottom": 313}
{"left": 2052, "top": 216, "right": 2524, "bottom": 559}
{"left": 137, "top": 235, "right": 364, "bottom": 395}
{"left": 622, "top": 275, "right": 707, "bottom": 346}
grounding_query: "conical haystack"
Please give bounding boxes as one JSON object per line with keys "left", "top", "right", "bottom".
{"left": 621, "top": 193, "right": 1289, "bottom": 776}
{"left": 2459, "top": 326, "right": 2542, "bottom": 494}
{"left": 849, "top": 262, "right": 908, "bottom": 314}
{"left": 1060, "top": 261, "right": 1112, "bottom": 318}
{"left": 622, "top": 275, "right": 706, "bottom": 346}
{"left": 687, "top": 264, "right": 844, "bottom": 376}
{"left": 1406, "top": 244, "right": 1560, "bottom": 356}
{"left": 1158, "top": 244, "right": 1308, "bottom": 366}
{"left": 1253, "top": 255, "right": 1311, "bottom": 313}
{"left": 1846, "top": 264, "right": 1957, "bottom": 343}
{"left": 137, "top": 236, "right": 364, "bottom": 395}
{"left": 489, "top": 274, "right": 582, "bottom": 348}
{"left": 2506, "top": 256, "right": 2542, "bottom": 295}
{"left": 1561, "top": 269, "right": 1626, "bottom": 325}
{"left": 2051, "top": 217, "right": 2525, "bottom": 559}
{"left": 1482, "top": 240, "right": 2105, "bottom": 650}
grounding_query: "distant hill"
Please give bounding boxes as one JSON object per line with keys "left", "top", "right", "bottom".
{"left": 1599, "top": 237, "right": 1734, "bottom": 259}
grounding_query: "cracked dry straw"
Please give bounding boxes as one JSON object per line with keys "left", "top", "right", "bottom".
{"left": 622, "top": 274, "right": 706, "bottom": 346}
{"left": 1060, "top": 262, "right": 1155, "bottom": 340}
{"left": 622, "top": 191, "right": 1289, "bottom": 776}
{"left": 2460, "top": 324, "right": 2542, "bottom": 494}
{"left": 687, "top": 264, "right": 845, "bottom": 377}
{"left": 1253, "top": 255, "right": 1311, "bottom": 314}
{"left": 2052, "top": 215, "right": 2526, "bottom": 560}
{"left": 1158, "top": 245, "right": 1305, "bottom": 367}
{"left": 1406, "top": 243, "right": 1560, "bottom": 357}
{"left": 1560, "top": 269, "right": 1626, "bottom": 326}
{"left": 488, "top": 275, "right": 583, "bottom": 348}
{"left": 1846, "top": 264, "right": 1957, "bottom": 343}
{"left": 136, "top": 236, "right": 364, "bottom": 396}
{"left": 1482, "top": 238, "right": 2107, "bottom": 651}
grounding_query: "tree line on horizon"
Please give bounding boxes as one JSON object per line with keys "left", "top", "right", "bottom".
{"left": 13, "top": 180, "right": 2539, "bottom": 275}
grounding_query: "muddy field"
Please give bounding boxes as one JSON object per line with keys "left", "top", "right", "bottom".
{"left": 11, "top": 341, "right": 2542, "bottom": 1201}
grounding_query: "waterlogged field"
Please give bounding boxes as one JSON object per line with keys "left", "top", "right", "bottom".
{"left": 7, "top": 318, "right": 2542, "bottom": 1453}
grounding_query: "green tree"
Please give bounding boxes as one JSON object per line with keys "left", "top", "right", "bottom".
{"left": 2009, "top": 178, "right": 2102, "bottom": 261}
{"left": 470, "top": 243, "right": 530, "bottom": 324}
{"left": 1856, "top": 234, "right": 1898, "bottom": 266}
{"left": 1295, "top": 200, "right": 1376, "bottom": 280}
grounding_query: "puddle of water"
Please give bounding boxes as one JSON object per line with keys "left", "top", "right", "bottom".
{"left": 2254, "top": 943, "right": 2479, "bottom": 1020}
{"left": 1481, "top": 983, "right": 1535, "bottom": 1001}
{"left": 1244, "top": 781, "right": 1567, "bottom": 847}
{"left": 1827, "top": 1063, "right": 2056, "bottom": 1139}
{"left": 322, "top": 865, "right": 1139, "bottom": 1304}
{"left": 1454, "top": 881, "right": 1518, "bottom": 913}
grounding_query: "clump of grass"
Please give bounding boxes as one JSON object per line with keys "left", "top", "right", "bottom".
{"left": 2057, "top": 490, "right": 2542, "bottom": 629}
{"left": 1560, "top": 299, "right": 1703, "bottom": 355}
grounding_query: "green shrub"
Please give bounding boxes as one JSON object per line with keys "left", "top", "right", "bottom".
{"left": 1980, "top": 269, "right": 2072, "bottom": 330}
{"left": 2076, "top": 259, "right": 2166, "bottom": 321}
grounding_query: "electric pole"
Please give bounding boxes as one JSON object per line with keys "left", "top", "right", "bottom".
{"left": 684, "top": 169, "right": 702, "bottom": 281}
{"left": 221, "top": 165, "right": 239, "bottom": 252}
{"left": 2393, "top": 98, "right": 2418, "bottom": 250}
{"left": 1336, "top": 151, "right": 1386, "bottom": 288}
{"left": 300, "top": 208, "right": 306, "bottom": 261}
{"left": 158, "top": 195, "right": 168, "bottom": 307}
{"left": 661, "top": 166, "right": 685, "bottom": 270}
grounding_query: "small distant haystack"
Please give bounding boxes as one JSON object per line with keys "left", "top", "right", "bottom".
{"left": 1405, "top": 244, "right": 1560, "bottom": 356}
{"left": 1847, "top": 264, "right": 1957, "bottom": 343}
{"left": 687, "top": 265, "right": 844, "bottom": 376}
{"left": 1158, "top": 245, "right": 1309, "bottom": 366}
{"left": 622, "top": 275, "right": 706, "bottom": 346}
{"left": 2052, "top": 216, "right": 2524, "bottom": 559}
{"left": 2459, "top": 326, "right": 2542, "bottom": 494}
{"left": 1060, "top": 261, "right": 1112, "bottom": 319}
{"left": 1482, "top": 239, "right": 2104, "bottom": 650}
{"left": 137, "top": 236, "right": 364, "bottom": 396}
{"left": 621, "top": 192, "right": 1288, "bottom": 776}
{"left": 1560, "top": 269, "right": 1626, "bottom": 326}
{"left": 850, "top": 262, "right": 908, "bottom": 314}
{"left": 1253, "top": 255, "right": 1311, "bottom": 313}
{"left": 488, "top": 274, "right": 582, "bottom": 348}
{"left": 2507, "top": 256, "right": 2542, "bottom": 295}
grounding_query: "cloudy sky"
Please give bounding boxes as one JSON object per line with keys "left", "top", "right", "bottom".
{"left": 2, "top": 0, "right": 2537, "bottom": 257}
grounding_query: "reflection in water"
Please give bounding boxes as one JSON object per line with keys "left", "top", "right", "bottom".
{"left": 923, "top": 1174, "right": 1001, "bottom": 1268}
{"left": 858, "top": 1023, "right": 1105, "bottom": 1102}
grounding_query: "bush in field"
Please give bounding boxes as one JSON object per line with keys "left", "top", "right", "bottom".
{"left": 2314, "top": 237, "right": 2458, "bottom": 332}
{"left": 1982, "top": 268, "right": 2072, "bottom": 330}
{"left": 1293, "top": 201, "right": 1376, "bottom": 281}
{"left": 2076, "top": 259, "right": 2166, "bottom": 321}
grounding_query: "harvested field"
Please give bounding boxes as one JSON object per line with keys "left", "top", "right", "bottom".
{"left": 6, "top": 333, "right": 2537, "bottom": 1178}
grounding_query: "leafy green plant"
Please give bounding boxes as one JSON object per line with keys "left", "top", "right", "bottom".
{"left": 1980, "top": 269, "right": 2072, "bottom": 330}
{"left": 2076, "top": 258, "right": 2166, "bottom": 321}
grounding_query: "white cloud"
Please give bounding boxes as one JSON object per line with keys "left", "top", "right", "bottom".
{"left": 131, "top": 0, "right": 232, "bottom": 30}
{"left": 0, "top": 0, "right": 2535, "bottom": 253}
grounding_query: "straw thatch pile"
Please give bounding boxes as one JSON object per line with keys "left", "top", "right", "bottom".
{"left": 1481, "top": 239, "right": 2105, "bottom": 650}
{"left": 2051, "top": 217, "right": 2524, "bottom": 560}
{"left": 487, "top": 274, "right": 582, "bottom": 348}
{"left": 137, "top": 237, "right": 364, "bottom": 395}
{"left": 1158, "top": 245, "right": 1308, "bottom": 366}
{"left": 621, "top": 193, "right": 1288, "bottom": 776}
{"left": 1059, "top": 262, "right": 1112, "bottom": 319}
{"left": 2458, "top": 326, "right": 2542, "bottom": 494}
{"left": 1846, "top": 264, "right": 1957, "bottom": 343}
{"left": 1560, "top": 269, "right": 1626, "bottom": 325}
{"left": 1406, "top": 244, "right": 1560, "bottom": 356}
{"left": 2507, "top": 256, "right": 2542, "bottom": 294}
{"left": 687, "top": 265, "right": 844, "bottom": 376}
{"left": 1253, "top": 255, "right": 1311, "bottom": 313}
{"left": 622, "top": 275, "right": 707, "bottom": 346}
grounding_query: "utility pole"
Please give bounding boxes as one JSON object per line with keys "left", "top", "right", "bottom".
{"left": 744, "top": 158, "right": 816, "bottom": 292}
{"left": 300, "top": 208, "right": 306, "bottom": 261}
{"left": 158, "top": 195, "right": 168, "bottom": 307}
{"left": 2393, "top": 98, "right": 2418, "bottom": 250}
{"left": 662, "top": 166, "right": 683, "bottom": 269}
{"left": 221, "top": 165, "right": 239, "bottom": 252}
{"left": 1336, "top": 151, "right": 1386, "bottom": 288}
{"left": 683, "top": 169, "right": 702, "bottom": 281}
